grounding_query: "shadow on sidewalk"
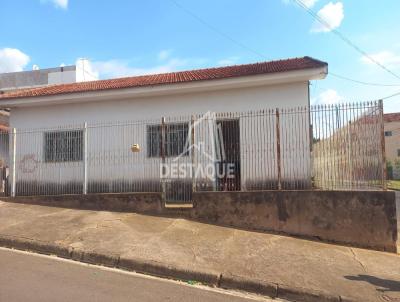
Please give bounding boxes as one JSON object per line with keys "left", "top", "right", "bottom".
{"left": 345, "top": 274, "right": 400, "bottom": 293}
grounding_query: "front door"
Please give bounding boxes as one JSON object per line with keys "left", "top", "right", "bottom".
{"left": 216, "top": 119, "right": 241, "bottom": 191}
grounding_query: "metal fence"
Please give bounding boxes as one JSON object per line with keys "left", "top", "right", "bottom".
{"left": 0, "top": 101, "right": 386, "bottom": 202}
{"left": 311, "top": 101, "right": 385, "bottom": 190}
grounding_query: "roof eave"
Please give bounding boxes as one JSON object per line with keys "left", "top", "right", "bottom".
{"left": 1, "top": 66, "right": 327, "bottom": 108}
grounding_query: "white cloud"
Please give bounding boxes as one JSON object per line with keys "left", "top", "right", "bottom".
{"left": 0, "top": 48, "right": 30, "bottom": 73}
{"left": 158, "top": 49, "right": 172, "bottom": 61}
{"left": 312, "top": 89, "right": 343, "bottom": 105}
{"left": 302, "top": 0, "right": 318, "bottom": 8}
{"left": 283, "top": 0, "right": 317, "bottom": 8}
{"left": 75, "top": 52, "right": 208, "bottom": 80}
{"left": 89, "top": 58, "right": 189, "bottom": 79}
{"left": 41, "top": 0, "right": 68, "bottom": 9}
{"left": 217, "top": 56, "right": 240, "bottom": 66}
{"left": 360, "top": 51, "right": 400, "bottom": 69}
{"left": 311, "top": 2, "right": 344, "bottom": 33}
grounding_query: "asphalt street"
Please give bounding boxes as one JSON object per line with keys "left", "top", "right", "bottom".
{"left": 0, "top": 248, "right": 281, "bottom": 302}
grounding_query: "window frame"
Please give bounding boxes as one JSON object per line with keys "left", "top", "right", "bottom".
{"left": 146, "top": 122, "right": 189, "bottom": 158}
{"left": 43, "top": 129, "right": 84, "bottom": 163}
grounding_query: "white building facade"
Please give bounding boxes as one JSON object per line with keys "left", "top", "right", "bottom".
{"left": 0, "top": 57, "right": 328, "bottom": 199}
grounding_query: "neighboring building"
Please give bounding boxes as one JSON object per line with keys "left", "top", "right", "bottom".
{"left": 384, "top": 113, "right": 400, "bottom": 179}
{"left": 0, "top": 62, "right": 98, "bottom": 131}
{"left": 0, "top": 110, "right": 9, "bottom": 131}
{"left": 0, "top": 57, "right": 328, "bottom": 197}
{"left": 0, "top": 64, "right": 98, "bottom": 93}
{"left": 0, "top": 110, "right": 9, "bottom": 195}
{"left": 0, "top": 109, "right": 9, "bottom": 165}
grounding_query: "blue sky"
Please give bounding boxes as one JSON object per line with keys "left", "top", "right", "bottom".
{"left": 1, "top": 0, "right": 400, "bottom": 112}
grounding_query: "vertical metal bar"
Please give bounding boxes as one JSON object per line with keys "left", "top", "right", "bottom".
{"left": 161, "top": 117, "right": 166, "bottom": 199}
{"left": 261, "top": 110, "right": 266, "bottom": 190}
{"left": 378, "top": 100, "right": 387, "bottom": 190}
{"left": 310, "top": 106, "right": 314, "bottom": 189}
{"left": 275, "top": 108, "right": 282, "bottom": 190}
{"left": 11, "top": 128, "right": 16, "bottom": 197}
{"left": 83, "top": 122, "right": 88, "bottom": 194}
{"left": 347, "top": 120, "right": 353, "bottom": 190}
{"left": 191, "top": 115, "right": 196, "bottom": 193}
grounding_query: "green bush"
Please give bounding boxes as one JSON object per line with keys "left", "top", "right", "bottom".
{"left": 387, "top": 160, "right": 393, "bottom": 179}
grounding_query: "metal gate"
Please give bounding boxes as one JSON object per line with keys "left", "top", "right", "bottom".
{"left": 160, "top": 116, "right": 194, "bottom": 206}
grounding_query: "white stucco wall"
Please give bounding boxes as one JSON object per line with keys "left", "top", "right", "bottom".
{"left": 10, "top": 82, "right": 308, "bottom": 128}
{"left": 9, "top": 81, "right": 310, "bottom": 194}
{"left": 47, "top": 70, "right": 77, "bottom": 85}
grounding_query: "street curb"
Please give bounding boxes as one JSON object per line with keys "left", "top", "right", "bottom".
{"left": 219, "top": 274, "right": 345, "bottom": 302}
{"left": 277, "top": 283, "right": 341, "bottom": 302}
{"left": 118, "top": 257, "right": 220, "bottom": 286}
{"left": 0, "top": 235, "right": 353, "bottom": 302}
{"left": 0, "top": 236, "right": 220, "bottom": 286}
{"left": 219, "top": 274, "right": 278, "bottom": 298}
{"left": 0, "top": 236, "right": 71, "bottom": 259}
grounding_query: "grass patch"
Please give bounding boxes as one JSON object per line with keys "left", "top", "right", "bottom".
{"left": 387, "top": 180, "right": 400, "bottom": 190}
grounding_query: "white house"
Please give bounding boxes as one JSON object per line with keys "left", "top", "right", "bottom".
{"left": 0, "top": 57, "right": 328, "bottom": 199}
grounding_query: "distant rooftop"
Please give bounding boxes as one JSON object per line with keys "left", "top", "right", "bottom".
{"left": 0, "top": 65, "right": 76, "bottom": 77}
{"left": 384, "top": 113, "right": 400, "bottom": 123}
{"left": 0, "top": 64, "right": 97, "bottom": 93}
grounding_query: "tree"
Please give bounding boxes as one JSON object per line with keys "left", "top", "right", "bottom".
{"left": 394, "top": 159, "right": 400, "bottom": 180}
{"left": 386, "top": 160, "right": 393, "bottom": 180}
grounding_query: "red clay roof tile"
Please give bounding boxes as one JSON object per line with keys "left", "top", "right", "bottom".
{"left": 0, "top": 56, "right": 327, "bottom": 100}
{"left": 384, "top": 113, "right": 400, "bottom": 123}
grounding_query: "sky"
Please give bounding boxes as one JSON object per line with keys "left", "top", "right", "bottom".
{"left": 0, "top": 0, "right": 400, "bottom": 112}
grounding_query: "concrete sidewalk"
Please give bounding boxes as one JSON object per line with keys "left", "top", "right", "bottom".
{"left": 0, "top": 201, "right": 399, "bottom": 302}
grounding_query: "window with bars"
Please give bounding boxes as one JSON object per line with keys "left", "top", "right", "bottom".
{"left": 147, "top": 123, "right": 189, "bottom": 157}
{"left": 44, "top": 130, "right": 83, "bottom": 162}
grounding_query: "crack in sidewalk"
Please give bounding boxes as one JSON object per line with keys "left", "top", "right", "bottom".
{"left": 349, "top": 247, "right": 367, "bottom": 272}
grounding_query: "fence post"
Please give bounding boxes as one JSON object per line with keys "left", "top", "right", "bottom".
{"left": 11, "top": 128, "right": 16, "bottom": 197}
{"left": 161, "top": 117, "right": 166, "bottom": 199}
{"left": 191, "top": 115, "right": 196, "bottom": 193}
{"left": 83, "top": 122, "right": 88, "bottom": 194}
{"left": 379, "top": 100, "right": 387, "bottom": 190}
{"left": 275, "top": 109, "right": 282, "bottom": 190}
